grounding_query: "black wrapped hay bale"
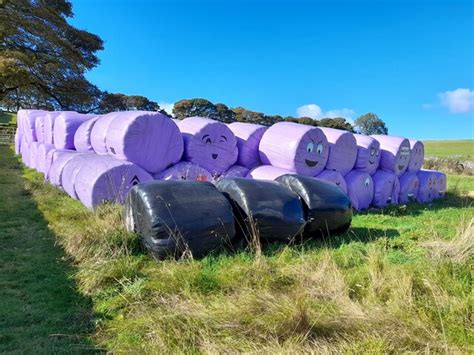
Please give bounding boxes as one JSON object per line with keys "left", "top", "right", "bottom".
{"left": 275, "top": 174, "right": 352, "bottom": 237}
{"left": 215, "top": 178, "right": 306, "bottom": 243}
{"left": 125, "top": 180, "right": 236, "bottom": 259}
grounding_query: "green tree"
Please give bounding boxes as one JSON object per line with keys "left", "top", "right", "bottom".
{"left": 0, "top": 0, "right": 103, "bottom": 111}
{"left": 232, "top": 107, "right": 265, "bottom": 124}
{"left": 173, "top": 98, "right": 216, "bottom": 119}
{"left": 354, "top": 113, "right": 388, "bottom": 135}
{"left": 319, "top": 117, "right": 354, "bottom": 132}
{"left": 214, "top": 103, "right": 236, "bottom": 123}
{"left": 98, "top": 92, "right": 167, "bottom": 115}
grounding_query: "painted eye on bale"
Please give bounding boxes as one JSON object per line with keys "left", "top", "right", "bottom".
{"left": 375, "top": 149, "right": 380, "bottom": 157}
{"left": 202, "top": 135, "right": 212, "bottom": 144}
{"left": 316, "top": 143, "right": 324, "bottom": 155}
{"left": 364, "top": 177, "right": 370, "bottom": 188}
{"left": 306, "top": 142, "right": 314, "bottom": 153}
{"left": 218, "top": 135, "right": 227, "bottom": 143}
{"left": 370, "top": 148, "right": 375, "bottom": 156}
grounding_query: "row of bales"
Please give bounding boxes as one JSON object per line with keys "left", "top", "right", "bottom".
{"left": 15, "top": 109, "right": 446, "bottom": 210}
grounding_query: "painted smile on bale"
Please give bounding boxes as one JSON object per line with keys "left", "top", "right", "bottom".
{"left": 305, "top": 159, "right": 318, "bottom": 167}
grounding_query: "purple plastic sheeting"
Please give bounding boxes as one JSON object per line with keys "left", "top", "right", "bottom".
{"left": 28, "top": 142, "right": 41, "bottom": 170}
{"left": 398, "top": 172, "right": 419, "bottom": 204}
{"left": 259, "top": 122, "right": 329, "bottom": 176}
{"left": 219, "top": 165, "right": 249, "bottom": 179}
{"left": 53, "top": 112, "right": 94, "bottom": 149}
{"left": 74, "top": 155, "right": 153, "bottom": 209}
{"left": 36, "top": 143, "right": 55, "bottom": 174}
{"left": 178, "top": 117, "right": 238, "bottom": 174}
{"left": 74, "top": 116, "right": 100, "bottom": 152}
{"left": 319, "top": 127, "right": 357, "bottom": 176}
{"left": 416, "top": 170, "right": 437, "bottom": 203}
{"left": 228, "top": 122, "right": 267, "bottom": 169}
{"left": 247, "top": 165, "right": 295, "bottom": 180}
{"left": 408, "top": 139, "right": 424, "bottom": 172}
{"left": 61, "top": 153, "right": 96, "bottom": 199}
{"left": 48, "top": 151, "right": 80, "bottom": 186}
{"left": 90, "top": 112, "right": 117, "bottom": 155}
{"left": 19, "top": 110, "right": 47, "bottom": 142}
{"left": 353, "top": 134, "right": 381, "bottom": 175}
{"left": 34, "top": 115, "right": 45, "bottom": 143}
{"left": 43, "top": 111, "right": 62, "bottom": 145}
{"left": 106, "top": 111, "right": 183, "bottom": 173}
{"left": 372, "top": 170, "right": 400, "bottom": 208}
{"left": 316, "top": 169, "right": 348, "bottom": 194}
{"left": 20, "top": 137, "right": 31, "bottom": 167}
{"left": 423, "top": 169, "right": 447, "bottom": 199}
{"left": 344, "top": 170, "right": 374, "bottom": 211}
{"left": 154, "top": 161, "right": 213, "bottom": 182}
{"left": 371, "top": 135, "right": 411, "bottom": 176}
{"left": 45, "top": 149, "right": 75, "bottom": 180}
{"left": 14, "top": 130, "right": 22, "bottom": 155}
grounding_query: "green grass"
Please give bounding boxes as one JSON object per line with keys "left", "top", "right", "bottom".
{"left": 0, "top": 111, "right": 17, "bottom": 125}
{"left": 424, "top": 139, "right": 474, "bottom": 161}
{"left": 1, "top": 145, "right": 473, "bottom": 352}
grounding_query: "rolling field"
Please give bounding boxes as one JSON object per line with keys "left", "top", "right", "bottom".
{"left": 0, "top": 145, "right": 473, "bottom": 353}
{"left": 424, "top": 139, "right": 474, "bottom": 161}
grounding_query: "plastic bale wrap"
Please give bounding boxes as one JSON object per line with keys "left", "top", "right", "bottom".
{"left": 36, "top": 143, "right": 55, "bottom": 174}
{"left": 408, "top": 139, "right": 424, "bottom": 172}
{"left": 106, "top": 111, "right": 183, "bottom": 173}
{"left": 247, "top": 165, "right": 295, "bottom": 180}
{"left": 371, "top": 170, "right": 400, "bottom": 208}
{"left": 344, "top": 170, "right": 374, "bottom": 211}
{"left": 228, "top": 122, "right": 267, "bottom": 169}
{"left": 74, "top": 155, "right": 153, "bottom": 209}
{"left": 320, "top": 127, "right": 357, "bottom": 176}
{"left": 48, "top": 151, "right": 80, "bottom": 186}
{"left": 34, "top": 115, "right": 45, "bottom": 143}
{"left": 316, "top": 169, "right": 348, "bottom": 194}
{"left": 371, "top": 135, "right": 411, "bottom": 176}
{"left": 422, "top": 169, "right": 447, "bottom": 199}
{"left": 416, "top": 170, "right": 437, "bottom": 203}
{"left": 215, "top": 178, "right": 306, "bottom": 243}
{"left": 43, "top": 111, "right": 62, "bottom": 145}
{"left": 398, "top": 172, "right": 419, "bottom": 204}
{"left": 276, "top": 174, "right": 352, "bottom": 237}
{"left": 219, "top": 165, "right": 249, "bottom": 179}
{"left": 124, "top": 181, "right": 236, "bottom": 259}
{"left": 90, "top": 112, "right": 118, "bottom": 155}
{"left": 353, "top": 134, "right": 381, "bottom": 175}
{"left": 177, "top": 117, "right": 238, "bottom": 175}
{"left": 28, "top": 142, "right": 41, "bottom": 170}
{"left": 259, "top": 122, "right": 329, "bottom": 176}
{"left": 74, "top": 116, "right": 100, "bottom": 152}
{"left": 53, "top": 112, "right": 95, "bottom": 149}
{"left": 45, "top": 149, "right": 75, "bottom": 181}
{"left": 61, "top": 153, "right": 96, "bottom": 198}
{"left": 20, "top": 110, "right": 47, "bottom": 142}
{"left": 154, "top": 161, "right": 212, "bottom": 182}
{"left": 14, "top": 130, "right": 22, "bottom": 155}
{"left": 20, "top": 137, "right": 31, "bottom": 167}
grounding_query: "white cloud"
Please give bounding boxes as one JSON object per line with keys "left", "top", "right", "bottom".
{"left": 438, "top": 88, "right": 474, "bottom": 114}
{"left": 296, "top": 104, "right": 355, "bottom": 122}
{"left": 158, "top": 101, "right": 174, "bottom": 115}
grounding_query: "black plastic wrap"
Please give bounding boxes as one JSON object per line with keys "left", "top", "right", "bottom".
{"left": 276, "top": 174, "right": 352, "bottom": 237}
{"left": 125, "top": 180, "right": 236, "bottom": 259}
{"left": 215, "top": 177, "right": 306, "bottom": 243}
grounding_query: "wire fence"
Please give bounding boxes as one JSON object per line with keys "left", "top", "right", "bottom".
{"left": 0, "top": 125, "right": 16, "bottom": 146}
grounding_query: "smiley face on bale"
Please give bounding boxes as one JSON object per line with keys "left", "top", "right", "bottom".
{"left": 369, "top": 145, "right": 380, "bottom": 165}
{"left": 396, "top": 142, "right": 411, "bottom": 174}
{"left": 294, "top": 129, "right": 329, "bottom": 175}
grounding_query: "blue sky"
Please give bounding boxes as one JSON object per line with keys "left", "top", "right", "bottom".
{"left": 71, "top": 0, "right": 473, "bottom": 139}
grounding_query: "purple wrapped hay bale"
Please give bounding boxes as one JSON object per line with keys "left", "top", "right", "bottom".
{"left": 45, "top": 149, "right": 75, "bottom": 180}
{"left": 53, "top": 112, "right": 95, "bottom": 150}
{"left": 36, "top": 143, "right": 55, "bottom": 174}
{"left": 177, "top": 117, "right": 238, "bottom": 175}
{"left": 408, "top": 139, "right": 424, "bottom": 172}
{"left": 74, "top": 116, "right": 100, "bottom": 152}
{"left": 20, "top": 110, "right": 47, "bottom": 142}
{"left": 353, "top": 134, "right": 381, "bottom": 175}
{"left": 316, "top": 169, "right": 348, "bottom": 194}
{"left": 74, "top": 155, "right": 153, "bottom": 209}
{"left": 220, "top": 165, "right": 249, "bottom": 179}
{"left": 422, "top": 169, "right": 447, "bottom": 199}
{"left": 48, "top": 151, "right": 80, "bottom": 186}
{"left": 247, "top": 165, "right": 295, "bottom": 180}
{"left": 371, "top": 135, "right": 411, "bottom": 176}
{"left": 416, "top": 170, "right": 437, "bottom": 203}
{"left": 398, "top": 171, "right": 419, "bottom": 204}
{"left": 344, "top": 170, "right": 374, "bottom": 211}
{"left": 372, "top": 170, "right": 400, "bottom": 208}
{"left": 154, "top": 161, "right": 212, "bottom": 182}
{"left": 227, "top": 122, "right": 267, "bottom": 169}
{"left": 259, "top": 122, "right": 329, "bottom": 176}
{"left": 44, "top": 111, "right": 62, "bottom": 145}
{"left": 34, "top": 115, "right": 46, "bottom": 143}
{"left": 319, "top": 127, "right": 357, "bottom": 176}
{"left": 90, "top": 112, "right": 118, "bottom": 155}
{"left": 14, "top": 130, "right": 22, "bottom": 155}
{"left": 61, "top": 153, "right": 97, "bottom": 198}
{"left": 106, "top": 111, "right": 183, "bottom": 173}
{"left": 28, "top": 141, "right": 41, "bottom": 170}
{"left": 20, "top": 137, "right": 31, "bottom": 167}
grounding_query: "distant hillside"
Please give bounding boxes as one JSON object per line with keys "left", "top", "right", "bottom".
{"left": 424, "top": 139, "right": 474, "bottom": 162}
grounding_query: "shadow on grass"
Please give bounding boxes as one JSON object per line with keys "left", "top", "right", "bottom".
{"left": 0, "top": 146, "right": 101, "bottom": 353}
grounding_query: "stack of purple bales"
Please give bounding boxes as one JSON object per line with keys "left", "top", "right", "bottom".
{"left": 14, "top": 110, "right": 446, "bottom": 211}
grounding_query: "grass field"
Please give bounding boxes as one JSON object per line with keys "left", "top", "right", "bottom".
{"left": 424, "top": 139, "right": 474, "bottom": 161}
{"left": 0, "top": 145, "right": 473, "bottom": 353}
{"left": 0, "top": 111, "right": 17, "bottom": 125}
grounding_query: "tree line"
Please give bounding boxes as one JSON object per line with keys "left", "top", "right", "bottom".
{"left": 0, "top": 0, "right": 388, "bottom": 135}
